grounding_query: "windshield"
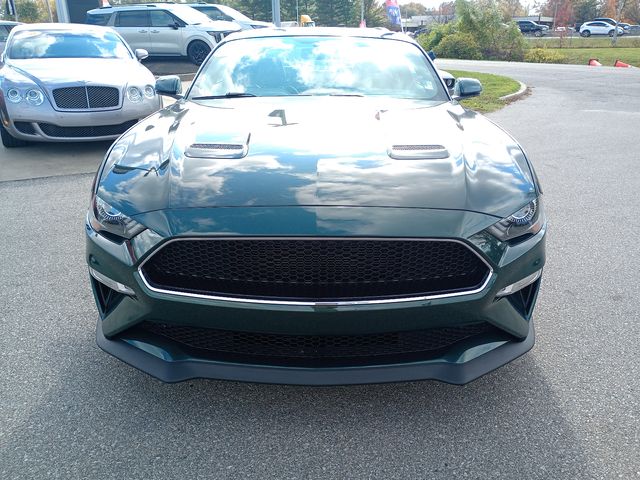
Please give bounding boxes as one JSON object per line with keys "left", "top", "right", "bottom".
{"left": 171, "top": 6, "right": 215, "bottom": 25}
{"left": 189, "top": 36, "right": 448, "bottom": 101}
{"left": 217, "top": 5, "right": 251, "bottom": 22}
{"left": 8, "top": 30, "right": 132, "bottom": 59}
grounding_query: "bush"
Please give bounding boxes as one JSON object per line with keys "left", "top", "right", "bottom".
{"left": 418, "top": 0, "right": 527, "bottom": 61}
{"left": 524, "top": 48, "right": 567, "bottom": 64}
{"left": 418, "top": 22, "right": 456, "bottom": 51}
{"left": 434, "top": 32, "right": 482, "bottom": 59}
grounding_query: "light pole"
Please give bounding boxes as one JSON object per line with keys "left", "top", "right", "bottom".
{"left": 272, "top": 0, "right": 281, "bottom": 27}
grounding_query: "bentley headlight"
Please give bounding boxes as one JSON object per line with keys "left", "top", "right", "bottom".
{"left": 90, "top": 196, "right": 145, "bottom": 240}
{"left": 7, "top": 88, "right": 21, "bottom": 103}
{"left": 25, "top": 88, "right": 44, "bottom": 106}
{"left": 488, "top": 198, "right": 545, "bottom": 242}
{"left": 143, "top": 85, "right": 155, "bottom": 99}
{"left": 126, "top": 86, "right": 142, "bottom": 103}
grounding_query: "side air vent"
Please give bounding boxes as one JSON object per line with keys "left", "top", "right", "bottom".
{"left": 185, "top": 142, "right": 248, "bottom": 159}
{"left": 388, "top": 144, "right": 449, "bottom": 160}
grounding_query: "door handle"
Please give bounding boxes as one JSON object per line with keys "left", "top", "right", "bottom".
{"left": 138, "top": 30, "right": 148, "bottom": 33}
{"left": 150, "top": 30, "right": 160, "bottom": 33}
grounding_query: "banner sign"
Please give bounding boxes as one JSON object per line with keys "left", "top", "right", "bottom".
{"left": 385, "top": 0, "right": 401, "bottom": 25}
{"left": 5, "top": 0, "right": 15, "bottom": 16}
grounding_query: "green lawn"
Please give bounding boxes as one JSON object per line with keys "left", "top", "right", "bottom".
{"left": 527, "top": 36, "right": 640, "bottom": 48}
{"left": 447, "top": 70, "right": 522, "bottom": 113}
{"left": 539, "top": 47, "right": 640, "bottom": 66}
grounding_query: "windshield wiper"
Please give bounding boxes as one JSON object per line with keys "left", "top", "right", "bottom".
{"left": 328, "top": 93, "right": 364, "bottom": 97}
{"left": 192, "top": 92, "right": 256, "bottom": 100}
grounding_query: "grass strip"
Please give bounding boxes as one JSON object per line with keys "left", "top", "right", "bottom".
{"left": 447, "top": 70, "right": 522, "bottom": 113}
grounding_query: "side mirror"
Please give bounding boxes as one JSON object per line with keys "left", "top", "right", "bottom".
{"left": 453, "top": 78, "right": 482, "bottom": 99}
{"left": 155, "top": 75, "right": 183, "bottom": 98}
{"left": 172, "top": 22, "right": 181, "bottom": 30}
{"left": 135, "top": 49, "right": 149, "bottom": 61}
{"left": 427, "top": 50, "right": 436, "bottom": 61}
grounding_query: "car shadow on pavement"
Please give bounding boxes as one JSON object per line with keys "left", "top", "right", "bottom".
{"left": 3, "top": 333, "right": 598, "bottom": 479}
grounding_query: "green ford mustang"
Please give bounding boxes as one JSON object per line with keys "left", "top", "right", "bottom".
{"left": 86, "top": 28, "right": 546, "bottom": 385}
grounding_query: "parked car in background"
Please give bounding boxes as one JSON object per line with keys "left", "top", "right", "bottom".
{"left": 0, "top": 20, "right": 20, "bottom": 54}
{"left": 88, "top": 28, "right": 546, "bottom": 386}
{"left": 86, "top": 3, "right": 240, "bottom": 64}
{"left": 0, "top": 23, "right": 161, "bottom": 148}
{"left": 593, "top": 17, "right": 630, "bottom": 31}
{"left": 187, "top": 3, "right": 272, "bottom": 30}
{"left": 580, "top": 21, "right": 624, "bottom": 37}
{"left": 517, "top": 20, "right": 546, "bottom": 36}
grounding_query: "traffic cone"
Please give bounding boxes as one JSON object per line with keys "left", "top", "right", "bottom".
{"left": 588, "top": 58, "right": 602, "bottom": 66}
{"left": 614, "top": 59, "right": 631, "bottom": 68}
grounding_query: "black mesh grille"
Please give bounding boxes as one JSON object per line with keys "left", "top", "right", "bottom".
{"left": 52, "top": 86, "right": 119, "bottom": 109}
{"left": 38, "top": 120, "right": 137, "bottom": 138}
{"left": 141, "top": 239, "right": 490, "bottom": 302}
{"left": 14, "top": 121, "right": 36, "bottom": 134}
{"left": 137, "top": 321, "right": 495, "bottom": 366}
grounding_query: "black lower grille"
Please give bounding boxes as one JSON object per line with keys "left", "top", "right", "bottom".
{"left": 38, "top": 120, "right": 137, "bottom": 138}
{"left": 137, "top": 321, "right": 495, "bottom": 366}
{"left": 141, "top": 239, "right": 490, "bottom": 302}
{"left": 52, "top": 86, "right": 119, "bottom": 109}
{"left": 14, "top": 121, "right": 36, "bottom": 135}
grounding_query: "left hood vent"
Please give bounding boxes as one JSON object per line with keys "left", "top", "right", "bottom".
{"left": 388, "top": 144, "right": 449, "bottom": 160}
{"left": 185, "top": 142, "right": 248, "bottom": 159}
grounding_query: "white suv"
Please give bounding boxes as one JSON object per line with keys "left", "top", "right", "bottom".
{"left": 579, "top": 21, "right": 624, "bottom": 37}
{"left": 86, "top": 4, "right": 240, "bottom": 64}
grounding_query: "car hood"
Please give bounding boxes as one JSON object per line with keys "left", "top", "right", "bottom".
{"left": 5, "top": 58, "right": 154, "bottom": 86}
{"left": 193, "top": 20, "right": 241, "bottom": 32}
{"left": 98, "top": 97, "right": 538, "bottom": 219}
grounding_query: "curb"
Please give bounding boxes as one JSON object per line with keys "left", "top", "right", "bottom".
{"left": 499, "top": 81, "right": 528, "bottom": 101}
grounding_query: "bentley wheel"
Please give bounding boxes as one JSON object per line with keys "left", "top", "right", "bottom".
{"left": 0, "top": 124, "right": 28, "bottom": 148}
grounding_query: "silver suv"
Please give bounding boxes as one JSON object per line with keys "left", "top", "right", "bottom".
{"left": 86, "top": 3, "right": 240, "bottom": 64}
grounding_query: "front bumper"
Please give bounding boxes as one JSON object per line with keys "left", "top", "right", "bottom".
{"left": 86, "top": 206, "right": 546, "bottom": 385}
{"left": 1, "top": 97, "right": 160, "bottom": 142}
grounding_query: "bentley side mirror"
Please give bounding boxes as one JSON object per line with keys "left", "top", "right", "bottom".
{"left": 453, "top": 78, "right": 483, "bottom": 100}
{"left": 135, "top": 49, "right": 149, "bottom": 61}
{"left": 155, "top": 75, "right": 183, "bottom": 98}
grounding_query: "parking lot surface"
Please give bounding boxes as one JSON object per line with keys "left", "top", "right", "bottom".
{"left": 1, "top": 61, "right": 639, "bottom": 479}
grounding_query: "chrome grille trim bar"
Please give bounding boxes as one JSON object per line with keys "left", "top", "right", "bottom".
{"left": 137, "top": 237, "right": 494, "bottom": 306}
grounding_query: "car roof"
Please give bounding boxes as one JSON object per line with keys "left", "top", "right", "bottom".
{"left": 0, "top": 20, "right": 21, "bottom": 26}
{"left": 223, "top": 27, "right": 415, "bottom": 43}
{"left": 11, "top": 22, "right": 114, "bottom": 34}
{"left": 89, "top": 3, "right": 195, "bottom": 11}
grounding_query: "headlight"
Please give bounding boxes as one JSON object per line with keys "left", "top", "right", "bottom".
{"left": 143, "top": 85, "right": 155, "bottom": 99}
{"left": 207, "top": 31, "right": 222, "bottom": 42}
{"left": 90, "top": 196, "right": 145, "bottom": 240}
{"left": 25, "top": 89, "right": 44, "bottom": 106}
{"left": 126, "top": 86, "right": 142, "bottom": 103}
{"left": 7, "top": 88, "right": 21, "bottom": 103}
{"left": 487, "top": 198, "right": 545, "bottom": 242}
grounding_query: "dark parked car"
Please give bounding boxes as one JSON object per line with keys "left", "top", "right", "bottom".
{"left": 517, "top": 20, "right": 546, "bottom": 36}
{"left": 87, "top": 28, "right": 546, "bottom": 385}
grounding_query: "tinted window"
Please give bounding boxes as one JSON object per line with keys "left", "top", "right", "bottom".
{"left": 116, "top": 11, "right": 149, "bottom": 27}
{"left": 0, "top": 25, "right": 11, "bottom": 41}
{"left": 190, "top": 36, "right": 448, "bottom": 101}
{"left": 195, "top": 6, "right": 231, "bottom": 21}
{"left": 86, "top": 12, "right": 112, "bottom": 26}
{"left": 8, "top": 30, "right": 132, "bottom": 59}
{"left": 150, "top": 10, "right": 178, "bottom": 27}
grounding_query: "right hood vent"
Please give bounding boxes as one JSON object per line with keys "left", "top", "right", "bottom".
{"left": 388, "top": 144, "right": 449, "bottom": 160}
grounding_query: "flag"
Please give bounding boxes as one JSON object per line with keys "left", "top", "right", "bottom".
{"left": 385, "top": 0, "right": 401, "bottom": 26}
{"left": 359, "top": 19, "right": 366, "bottom": 28}
{"left": 5, "top": 0, "right": 15, "bottom": 16}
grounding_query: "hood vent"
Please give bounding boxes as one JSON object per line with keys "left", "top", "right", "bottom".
{"left": 388, "top": 144, "right": 449, "bottom": 160}
{"left": 185, "top": 142, "right": 248, "bottom": 159}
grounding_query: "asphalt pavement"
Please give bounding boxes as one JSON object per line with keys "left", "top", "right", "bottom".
{"left": 1, "top": 61, "right": 639, "bottom": 479}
